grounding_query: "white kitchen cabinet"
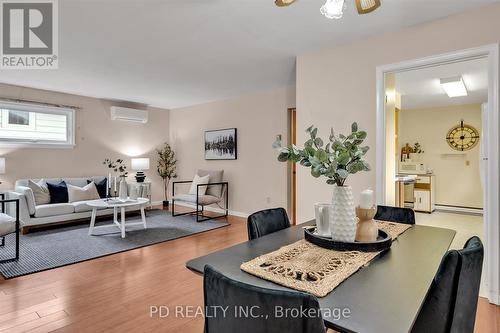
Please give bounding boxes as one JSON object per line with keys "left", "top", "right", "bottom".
{"left": 414, "top": 189, "right": 431, "bottom": 212}
{"left": 413, "top": 175, "right": 435, "bottom": 213}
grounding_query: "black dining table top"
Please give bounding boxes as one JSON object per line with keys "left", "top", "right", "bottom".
{"left": 186, "top": 220, "right": 456, "bottom": 333}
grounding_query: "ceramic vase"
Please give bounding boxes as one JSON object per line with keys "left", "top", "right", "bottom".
{"left": 119, "top": 177, "right": 128, "bottom": 200}
{"left": 330, "top": 185, "right": 357, "bottom": 242}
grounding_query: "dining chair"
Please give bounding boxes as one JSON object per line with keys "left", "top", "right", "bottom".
{"left": 374, "top": 205, "right": 415, "bottom": 224}
{"left": 411, "top": 236, "right": 483, "bottom": 333}
{"left": 203, "top": 265, "right": 326, "bottom": 333}
{"left": 247, "top": 207, "right": 290, "bottom": 240}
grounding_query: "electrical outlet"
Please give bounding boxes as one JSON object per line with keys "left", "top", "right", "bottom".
{"left": 266, "top": 197, "right": 271, "bottom": 204}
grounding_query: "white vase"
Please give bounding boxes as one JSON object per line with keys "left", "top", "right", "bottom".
{"left": 119, "top": 177, "right": 128, "bottom": 200}
{"left": 330, "top": 185, "right": 357, "bottom": 242}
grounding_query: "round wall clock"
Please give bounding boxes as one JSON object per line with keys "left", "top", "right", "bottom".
{"left": 446, "top": 120, "right": 480, "bottom": 151}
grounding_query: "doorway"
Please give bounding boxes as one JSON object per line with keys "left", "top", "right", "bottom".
{"left": 376, "top": 45, "right": 499, "bottom": 305}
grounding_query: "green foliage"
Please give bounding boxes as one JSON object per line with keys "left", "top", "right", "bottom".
{"left": 103, "top": 158, "right": 128, "bottom": 177}
{"left": 274, "top": 123, "right": 370, "bottom": 186}
{"left": 156, "top": 143, "right": 177, "bottom": 201}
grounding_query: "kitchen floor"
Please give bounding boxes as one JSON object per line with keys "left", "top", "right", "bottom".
{"left": 415, "top": 211, "right": 487, "bottom": 297}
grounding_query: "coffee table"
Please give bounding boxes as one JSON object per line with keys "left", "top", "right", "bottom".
{"left": 87, "top": 198, "right": 149, "bottom": 238}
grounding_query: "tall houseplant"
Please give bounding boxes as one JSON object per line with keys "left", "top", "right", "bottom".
{"left": 274, "top": 123, "right": 371, "bottom": 241}
{"left": 156, "top": 143, "right": 177, "bottom": 207}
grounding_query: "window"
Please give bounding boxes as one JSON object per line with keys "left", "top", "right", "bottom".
{"left": 8, "top": 111, "right": 30, "bottom": 126}
{"left": 0, "top": 102, "right": 75, "bottom": 147}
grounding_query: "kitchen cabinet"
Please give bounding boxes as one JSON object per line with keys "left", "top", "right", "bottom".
{"left": 413, "top": 175, "right": 435, "bottom": 213}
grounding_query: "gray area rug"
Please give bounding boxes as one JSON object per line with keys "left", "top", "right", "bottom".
{"left": 0, "top": 210, "right": 228, "bottom": 279}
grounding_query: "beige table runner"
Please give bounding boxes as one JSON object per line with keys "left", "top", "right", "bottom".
{"left": 240, "top": 221, "right": 412, "bottom": 297}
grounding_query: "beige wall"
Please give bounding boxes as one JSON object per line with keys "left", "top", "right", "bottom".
{"left": 169, "top": 87, "right": 295, "bottom": 216}
{"left": 296, "top": 3, "right": 500, "bottom": 222}
{"left": 0, "top": 83, "right": 170, "bottom": 202}
{"left": 399, "top": 104, "right": 483, "bottom": 209}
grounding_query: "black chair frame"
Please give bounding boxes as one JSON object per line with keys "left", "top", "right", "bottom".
{"left": 171, "top": 181, "right": 228, "bottom": 222}
{"left": 0, "top": 193, "right": 20, "bottom": 263}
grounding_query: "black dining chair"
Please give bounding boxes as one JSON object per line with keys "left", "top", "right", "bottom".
{"left": 374, "top": 205, "right": 416, "bottom": 225}
{"left": 411, "top": 236, "right": 484, "bottom": 333}
{"left": 203, "top": 265, "right": 326, "bottom": 333}
{"left": 247, "top": 207, "right": 291, "bottom": 240}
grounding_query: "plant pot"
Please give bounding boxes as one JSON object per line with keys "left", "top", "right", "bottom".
{"left": 163, "top": 200, "right": 169, "bottom": 208}
{"left": 330, "top": 185, "right": 357, "bottom": 242}
{"left": 408, "top": 153, "right": 421, "bottom": 162}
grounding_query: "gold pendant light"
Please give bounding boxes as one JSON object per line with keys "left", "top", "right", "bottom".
{"left": 275, "top": 0, "right": 297, "bottom": 7}
{"left": 355, "top": 0, "right": 381, "bottom": 14}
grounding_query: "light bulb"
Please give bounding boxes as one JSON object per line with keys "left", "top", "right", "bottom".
{"left": 320, "top": 0, "right": 346, "bottom": 19}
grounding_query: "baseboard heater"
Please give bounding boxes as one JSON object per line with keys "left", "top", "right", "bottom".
{"left": 435, "top": 204, "right": 483, "bottom": 215}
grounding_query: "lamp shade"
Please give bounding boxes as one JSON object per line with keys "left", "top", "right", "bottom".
{"left": 131, "top": 158, "right": 150, "bottom": 171}
{"left": 0, "top": 158, "right": 5, "bottom": 174}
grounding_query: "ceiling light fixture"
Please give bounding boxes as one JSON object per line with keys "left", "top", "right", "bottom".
{"left": 440, "top": 76, "right": 468, "bottom": 98}
{"left": 320, "top": 0, "right": 346, "bottom": 19}
{"left": 275, "top": 0, "right": 297, "bottom": 7}
{"left": 355, "top": 0, "right": 381, "bottom": 14}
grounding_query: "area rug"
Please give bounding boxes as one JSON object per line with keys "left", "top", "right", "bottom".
{"left": 0, "top": 210, "right": 228, "bottom": 279}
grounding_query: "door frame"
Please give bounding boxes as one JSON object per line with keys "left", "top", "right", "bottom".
{"left": 375, "top": 44, "right": 499, "bottom": 304}
{"left": 287, "top": 108, "right": 297, "bottom": 225}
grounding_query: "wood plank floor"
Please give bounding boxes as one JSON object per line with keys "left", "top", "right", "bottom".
{"left": 0, "top": 208, "right": 498, "bottom": 333}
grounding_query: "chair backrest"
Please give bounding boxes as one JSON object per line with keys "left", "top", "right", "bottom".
{"left": 374, "top": 205, "right": 415, "bottom": 224}
{"left": 450, "top": 236, "right": 484, "bottom": 333}
{"left": 411, "top": 236, "right": 484, "bottom": 333}
{"left": 196, "top": 169, "right": 224, "bottom": 198}
{"left": 204, "top": 265, "right": 326, "bottom": 333}
{"left": 247, "top": 208, "right": 290, "bottom": 240}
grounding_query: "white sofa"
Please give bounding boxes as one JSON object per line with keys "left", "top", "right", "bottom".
{"left": 8, "top": 177, "right": 144, "bottom": 232}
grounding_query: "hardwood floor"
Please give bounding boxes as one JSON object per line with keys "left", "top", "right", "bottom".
{"left": 0, "top": 208, "right": 498, "bottom": 332}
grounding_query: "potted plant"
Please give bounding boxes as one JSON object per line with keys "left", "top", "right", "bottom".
{"left": 156, "top": 143, "right": 177, "bottom": 207}
{"left": 409, "top": 142, "right": 424, "bottom": 162}
{"left": 274, "top": 123, "right": 370, "bottom": 241}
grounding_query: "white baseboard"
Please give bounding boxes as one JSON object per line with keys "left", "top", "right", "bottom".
{"left": 435, "top": 205, "right": 483, "bottom": 215}
{"left": 172, "top": 201, "right": 250, "bottom": 218}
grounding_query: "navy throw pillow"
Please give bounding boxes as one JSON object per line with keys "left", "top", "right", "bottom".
{"left": 47, "top": 181, "right": 68, "bottom": 204}
{"left": 88, "top": 178, "right": 107, "bottom": 199}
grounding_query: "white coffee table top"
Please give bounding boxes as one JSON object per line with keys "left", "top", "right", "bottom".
{"left": 87, "top": 197, "right": 149, "bottom": 208}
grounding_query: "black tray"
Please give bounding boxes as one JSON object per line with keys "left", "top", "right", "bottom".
{"left": 304, "top": 227, "right": 392, "bottom": 252}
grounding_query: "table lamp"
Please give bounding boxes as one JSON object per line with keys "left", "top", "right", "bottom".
{"left": 131, "top": 158, "right": 150, "bottom": 183}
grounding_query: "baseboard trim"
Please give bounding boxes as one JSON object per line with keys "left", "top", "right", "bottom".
{"left": 173, "top": 201, "right": 250, "bottom": 218}
{"left": 435, "top": 205, "right": 483, "bottom": 215}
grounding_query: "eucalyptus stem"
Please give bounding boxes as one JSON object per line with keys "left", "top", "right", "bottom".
{"left": 274, "top": 123, "right": 371, "bottom": 186}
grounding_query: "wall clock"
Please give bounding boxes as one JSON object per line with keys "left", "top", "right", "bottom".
{"left": 446, "top": 120, "right": 480, "bottom": 151}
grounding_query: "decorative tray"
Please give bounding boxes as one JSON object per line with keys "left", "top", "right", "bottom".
{"left": 304, "top": 226, "right": 392, "bottom": 252}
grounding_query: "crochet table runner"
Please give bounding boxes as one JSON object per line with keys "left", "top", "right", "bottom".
{"left": 240, "top": 221, "right": 412, "bottom": 297}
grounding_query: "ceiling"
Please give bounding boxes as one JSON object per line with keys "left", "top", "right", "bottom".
{"left": 1, "top": 0, "right": 498, "bottom": 109}
{"left": 396, "top": 57, "right": 489, "bottom": 110}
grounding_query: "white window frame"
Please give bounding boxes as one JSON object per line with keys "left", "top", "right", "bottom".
{"left": 0, "top": 101, "right": 75, "bottom": 148}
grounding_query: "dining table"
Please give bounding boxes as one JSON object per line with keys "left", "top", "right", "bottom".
{"left": 186, "top": 220, "right": 456, "bottom": 333}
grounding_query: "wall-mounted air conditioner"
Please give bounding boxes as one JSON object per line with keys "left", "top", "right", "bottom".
{"left": 110, "top": 106, "right": 148, "bottom": 124}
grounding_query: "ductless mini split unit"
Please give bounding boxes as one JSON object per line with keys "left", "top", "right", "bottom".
{"left": 110, "top": 106, "right": 148, "bottom": 124}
